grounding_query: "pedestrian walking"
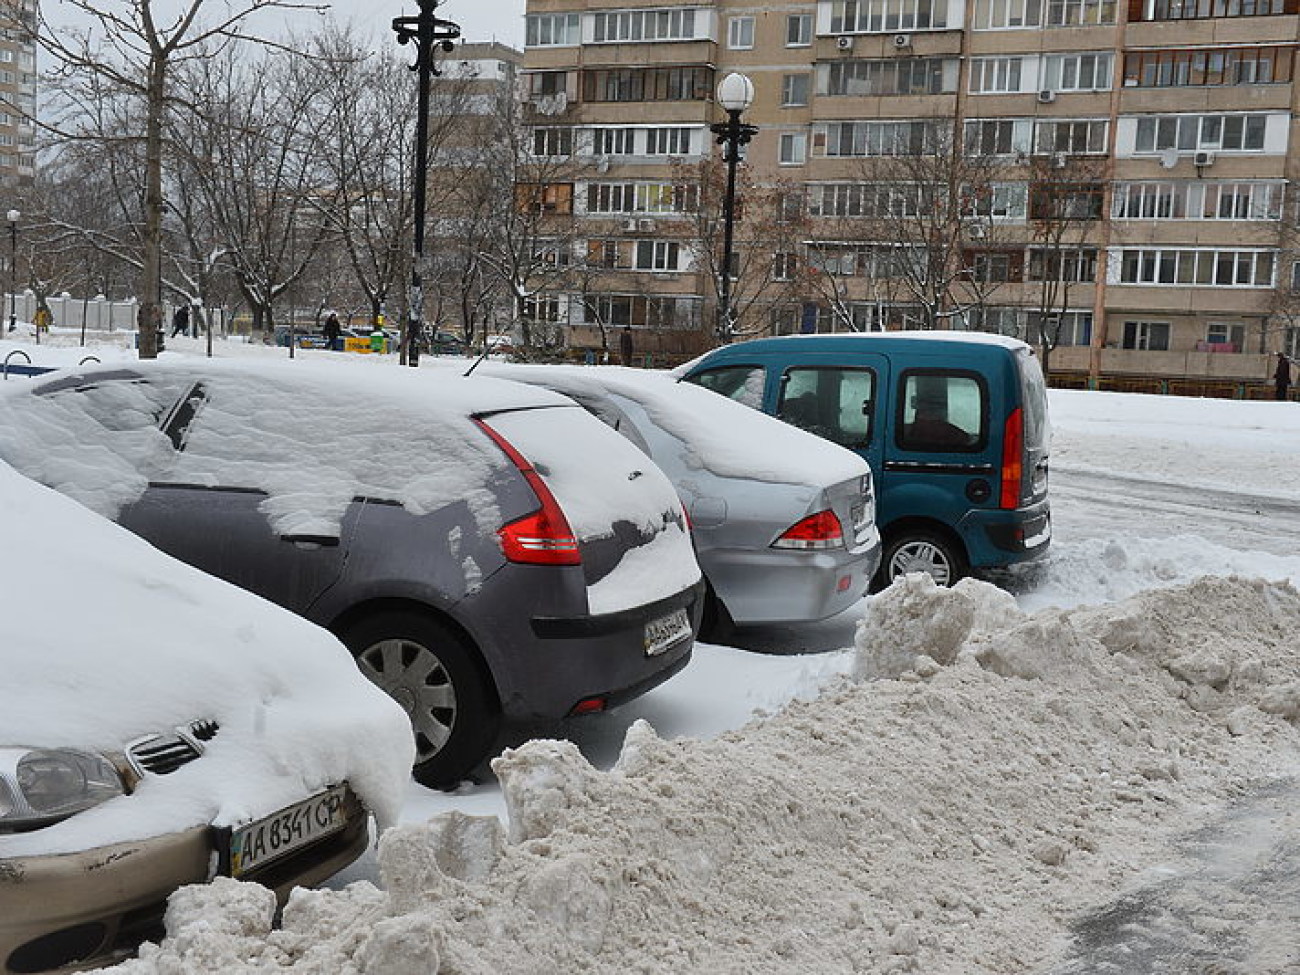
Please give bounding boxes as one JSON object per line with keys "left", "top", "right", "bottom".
{"left": 322, "top": 311, "right": 341, "bottom": 351}
{"left": 1274, "top": 352, "right": 1292, "bottom": 401}
{"left": 170, "top": 304, "right": 190, "bottom": 338}
{"left": 619, "top": 326, "right": 634, "bottom": 366}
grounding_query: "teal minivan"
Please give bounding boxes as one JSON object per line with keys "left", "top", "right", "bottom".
{"left": 678, "top": 331, "right": 1050, "bottom": 587}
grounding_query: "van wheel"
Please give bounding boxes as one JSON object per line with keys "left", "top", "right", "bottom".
{"left": 339, "top": 611, "right": 499, "bottom": 790}
{"left": 879, "top": 530, "right": 968, "bottom": 589}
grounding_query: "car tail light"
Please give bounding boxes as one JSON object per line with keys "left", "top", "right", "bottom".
{"left": 772, "top": 509, "right": 844, "bottom": 551}
{"left": 1000, "top": 407, "right": 1024, "bottom": 510}
{"left": 474, "top": 418, "right": 581, "bottom": 565}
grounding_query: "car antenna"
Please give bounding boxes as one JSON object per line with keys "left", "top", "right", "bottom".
{"left": 463, "top": 334, "right": 503, "bottom": 377}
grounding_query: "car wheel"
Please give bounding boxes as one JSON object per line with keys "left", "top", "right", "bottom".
{"left": 339, "top": 611, "right": 499, "bottom": 790}
{"left": 879, "top": 529, "right": 968, "bottom": 589}
{"left": 698, "top": 581, "right": 737, "bottom": 645}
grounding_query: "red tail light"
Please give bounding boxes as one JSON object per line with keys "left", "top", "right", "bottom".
{"left": 1000, "top": 407, "right": 1024, "bottom": 510}
{"left": 772, "top": 509, "right": 844, "bottom": 551}
{"left": 474, "top": 418, "right": 581, "bottom": 565}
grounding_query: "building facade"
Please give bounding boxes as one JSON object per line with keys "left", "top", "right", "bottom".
{"left": 0, "top": 0, "right": 35, "bottom": 189}
{"left": 521, "top": 0, "right": 1300, "bottom": 387}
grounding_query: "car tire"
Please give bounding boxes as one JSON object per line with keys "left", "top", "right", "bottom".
{"left": 698, "top": 581, "right": 737, "bottom": 645}
{"left": 339, "top": 611, "right": 500, "bottom": 790}
{"left": 878, "top": 529, "right": 968, "bottom": 589}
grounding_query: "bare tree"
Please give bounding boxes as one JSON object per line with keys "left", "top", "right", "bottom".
{"left": 31, "top": 0, "right": 322, "bottom": 357}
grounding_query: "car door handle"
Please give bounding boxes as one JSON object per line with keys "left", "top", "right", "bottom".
{"left": 280, "top": 534, "right": 340, "bottom": 548}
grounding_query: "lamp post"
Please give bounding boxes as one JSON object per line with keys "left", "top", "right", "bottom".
{"left": 393, "top": 0, "right": 460, "bottom": 368}
{"left": 709, "top": 73, "right": 757, "bottom": 345}
{"left": 6, "top": 209, "right": 17, "bottom": 338}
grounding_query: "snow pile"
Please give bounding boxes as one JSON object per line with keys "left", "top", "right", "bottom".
{"left": 114, "top": 574, "right": 1300, "bottom": 974}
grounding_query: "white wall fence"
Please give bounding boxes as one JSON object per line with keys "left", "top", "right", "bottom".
{"left": 5, "top": 293, "right": 229, "bottom": 333}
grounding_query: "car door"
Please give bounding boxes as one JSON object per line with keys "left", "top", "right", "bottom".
{"left": 771, "top": 354, "right": 889, "bottom": 482}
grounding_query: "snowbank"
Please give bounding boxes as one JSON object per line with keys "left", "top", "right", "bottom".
{"left": 112, "top": 573, "right": 1300, "bottom": 973}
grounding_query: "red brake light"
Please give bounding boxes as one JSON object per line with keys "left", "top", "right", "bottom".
{"left": 772, "top": 509, "right": 844, "bottom": 551}
{"left": 1000, "top": 406, "right": 1024, "bottom": 510}
{"left": 474, "top": 418, "right": 581, "bottom": 565}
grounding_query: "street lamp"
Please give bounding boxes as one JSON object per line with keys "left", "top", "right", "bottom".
{"left": 709, "top": 73, "right": 757, "bottom": 345}
{"left": 6, "top": 209, "right": 17, "bottom": 337}
{"left": 393, "top": 0, "right": 460, "bottom": 368}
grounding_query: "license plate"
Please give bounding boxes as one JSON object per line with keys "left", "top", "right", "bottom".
{"left": 644, "top": 607, "right": 691, "bottom": 657}
{"left": 229, "top": 786, "right": 348, "bottom": 878}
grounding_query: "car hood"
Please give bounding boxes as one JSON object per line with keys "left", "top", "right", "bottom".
{"left": 0, "top": 462, "right": 414, "bottom": 857}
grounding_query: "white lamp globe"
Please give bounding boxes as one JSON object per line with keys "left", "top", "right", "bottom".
{"left": 716, "top": 72, "right": 754, "bottom": 113}
{"left": 6, "top": 209, "right": 18, "bottom": 224}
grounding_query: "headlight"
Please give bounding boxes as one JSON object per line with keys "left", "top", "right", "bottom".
{"left": 0, "top": 748, "right": 126, "bottom": 831}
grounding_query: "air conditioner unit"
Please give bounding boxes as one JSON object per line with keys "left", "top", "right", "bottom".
{"left": 1052, "top": 152, "right": 1069, "bottom": 169}
{"left": 621, "top": 219, "right": 639, "bottom": 232}
{"left": 968, "top": 224, "right": 987, "bottom": 239}
{"left": 595, "top": 155, "right": 611, "bottom": 173}
{"left": 892, "top": 33, "right": 912, "bottom": 48}
{"left": 1193, "top": 150, "right": 1216, "bottom": 167}
{"left": 637, "top": 218, "right": 657, "bottom": 232}
{"left": 1037, "top": 89, "right": 1056, "bottom": 103}
{"left": 836, "top": 35, "right": 854, "bottom": 51}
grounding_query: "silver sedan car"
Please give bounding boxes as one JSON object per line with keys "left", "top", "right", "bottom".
{"left": 470, "top": 363, "right": 882, "bottom": 640}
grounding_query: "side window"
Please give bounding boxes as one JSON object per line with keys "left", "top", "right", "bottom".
{"left": 897, "top": 371, "right": 986, "bottom": 452}
{"left": 776, "top": 367, "right": 874, "bottom": 449}
{"left": 684, "top": 366, "right": 766, "bottom": 409}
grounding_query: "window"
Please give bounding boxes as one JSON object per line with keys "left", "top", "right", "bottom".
{"left": 1028, "top": 310, "right": 1092, "bottom": 346}
{"left": 634, "top": 240, "right": 682, "bottom": 271}
{"left": 1034, "top": 119, "right": 1109, "bottom": 154}
{"left": 824, "top": 58, "right": 958, "bottom": 96}
{"left": 687, "top": 365, "right": 767, "bottom": 408}
{"left": 782, "top": 74, "right": 811, "bottom": 106}
{"left": 529, "top": 71, "right": 567, "bottom": 98}
{"left": 515, "top": 182, "right": 573, "bottom": 214}
{"left": 817, "top": 120, "right": 938, "bottom": 157}
{"left": 1137, "top": 0, "right": 1293, "bottom": 21}
{"left": 971, "top": 252, "right": 1018, "bottom": 282}
{"left": 1118, "top": 248, "right": 1276, "bottom": 286}
{"left": 525, "top": 12, "right": 581, "bottom": 46}
{"left": 583, "top": 294, "right": 696, "bottom": 329}
{"left": 1204, "top": 321, "right": 1246, "bottom": 351}
{"left": 1029, "top": 182, "right": 1105, "bottom": 220}
{"left": 582, "top": 67, "right": 712, "bottom": 102}
{"left": 897, "top": 372, "right": 985, "bottom": 452}
{"left": 830, "top": 0, "right": 949, "bottom": 32}
{"left": 1133, "top": 114, "right": 1270, "bottom": 153}
{"left": 532, "top": 127, "right": 574, "bottom": 157}
{"left": 728, "top": 16, "right": 754, "bottom": 48}
{"left": 592, "top": 128, "right": 635, "bottom": 155}
{"left": 808, "top": 182, "right": 926, "bottom": 218}
{"left": 586, "top": 181, "right": 700, "bottom": 214}
{"left": 773, "top": 252, "right": 798, "bottom": 280}
{"left": 1043, "top": 52, "right": 1113, "bottom": 91}
{"left": 777, "top": 368, "right": 875, "bottom": 448}
{"left": 1123, "top": 47, "right": 1293, "bottom": 87}
{"left": 787, "top": 13, "right": 813, "bottom": 45}
{"left": 779, "top": 132, "right": 808, "bottom": 164}
{"left": 591, "top": 7, "right": 701, "bottom": 42}
{"left": 972, "top": 0, "right": 1117, "bottom": 25}
{"left": 522, "top": 295, "right": 566, "bottom": 323}
{"left": 964, "top": 182, "right": 1029, "bottom": 220}
{"left": 1028, "top": 247, "right": 1098, "bottom": 281}
{"left": 970, "top": 57, "right": 1024, "bottom": 93}
{"left": 1122, "top": 320, "right": 1170, "bottom": 351}
{"left": 1112, "top": 181, "right": 1283, "bottom": 220}
{"left": 645, "top": 127, "right": 695, "bottom": 155}
{"left": 964, "top": 118, "right": 1033, "bottom": 156}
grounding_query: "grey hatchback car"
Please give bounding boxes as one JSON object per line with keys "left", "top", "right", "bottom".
{"left": 0, "top": 360, "right": 704, "bottom": 789}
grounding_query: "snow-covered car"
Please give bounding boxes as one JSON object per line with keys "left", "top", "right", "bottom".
{"left": 0, "top": 359, "right": 703, "bottom": 790}
{"left": 463, "top": 363, "right": 881, "bottom": 639}
{"left": 0, "top": 462, "right": 413, "bottom": 974}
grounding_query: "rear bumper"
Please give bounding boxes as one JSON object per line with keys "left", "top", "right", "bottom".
{"left": 703, "top": 533, "right": 881, "bottom": 625}
{"left": 0, "top": 787, "right": 367, "bottom": 975}
{"left": 492, "top": 580, "right": 705, "bottom": 720}
{"left": 960, "top": 499, "right": 1051, "bottom": 569}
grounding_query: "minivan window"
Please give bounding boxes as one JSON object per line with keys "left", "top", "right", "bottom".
{"left": 777, "top": 367, "right": 874, "bottom": 449}
{"left": 1016, "top": 352, "right": 1050, "bottom": 452}
{"left": 897, "top": 371, "right": 986, "bottom": 452}
{"left": 686, "top": 365, "right": 766, "bottom": 408}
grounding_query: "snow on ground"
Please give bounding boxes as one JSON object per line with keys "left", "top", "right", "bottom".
{"left": 6, "top": 331, "right": 1300, "bottom": 972}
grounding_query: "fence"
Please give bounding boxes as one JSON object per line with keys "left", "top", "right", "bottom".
{"left": 3, "top": 293, "right": 229, "bottom": 334}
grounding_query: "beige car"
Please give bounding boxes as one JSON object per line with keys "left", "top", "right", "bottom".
{"left": 0, "top": 460, "right": 413, "bottom": 973}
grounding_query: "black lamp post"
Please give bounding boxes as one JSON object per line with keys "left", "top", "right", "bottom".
{"left": 393, "top": 0, "right": 460, "bottom": 368}
{"left": 6, "top": 209, "right": 17, "bottom": 337}
{"left": 708, "top": 73, "right": 757, "bottom": 345}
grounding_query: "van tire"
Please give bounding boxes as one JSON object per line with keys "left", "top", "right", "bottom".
{"left": 878, "top": 529, "right": 968, "bottom": 589}
{"left": 339, "top": 610, "right": 500, "bottom": 790}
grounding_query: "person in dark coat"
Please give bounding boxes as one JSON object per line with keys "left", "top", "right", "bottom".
{"left": 619, "top": 326, "right": 634, "bottom": 366}
{"left": 323, "top": 312, "right": 341, "bottom": 350}
{"left": 1275, "top": 352, "right": 1292, "bottom": 401}
{"left": 170, "top": 304, "right": 190, "bottom": 338}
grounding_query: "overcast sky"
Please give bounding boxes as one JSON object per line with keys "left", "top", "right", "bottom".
{"left": 43, "top": 0, "right": 526, "bottom": 51}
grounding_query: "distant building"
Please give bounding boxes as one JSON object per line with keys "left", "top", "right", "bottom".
{"left": 0, "top": 0, "right": 36, "bottom": 189}
{"left": 521, "top": 0, "right": 1300, "bottom": 390}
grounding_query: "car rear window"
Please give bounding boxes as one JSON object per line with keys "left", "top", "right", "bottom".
{"left": 1016, "top": 350, "right": 1051, "bottom": 453}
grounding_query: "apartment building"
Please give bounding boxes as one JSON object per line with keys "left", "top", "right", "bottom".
{"left": 0, "top": 0, "right": 35, "bottom": 189}
{"left": 520, "top": 0, "right": 1300, "bottom": 386}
